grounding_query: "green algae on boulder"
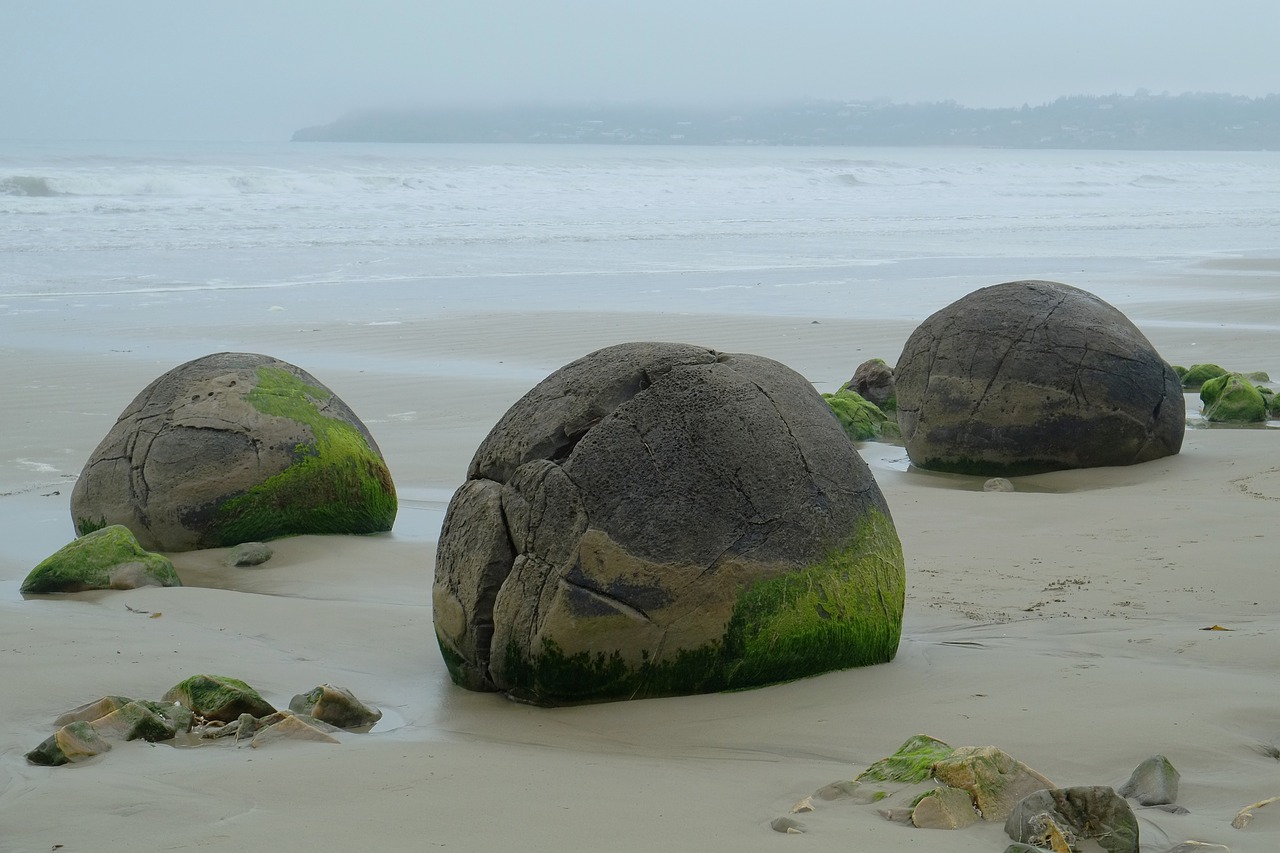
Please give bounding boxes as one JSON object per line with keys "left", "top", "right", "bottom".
{"left": 857, "top": 734, "right": 956, "bottom": 784}
{"left": 1201, "top": 372, "right": 1268, "bottom": 422}
{"left": 823, "top": 389, "right": 890, "bottom": 441}
{"left": 1180, "top": 363, "right": 1228, "bottom": 389}
{"left": 162, "top": 675, "right": 276, "bottom": 723}
{"left": 70, "top": 352, "right": 396, "bottom": 552}
{"left": 25, "top": 721, "right": 112, "bottom": 766}
{"left": 20, "top": 524, "right": 180, "bottom": 594}
{"left": 434, "top": 342, "right": 906, "bottom": 705}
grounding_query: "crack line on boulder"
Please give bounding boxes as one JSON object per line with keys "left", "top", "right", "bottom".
{"left": 559, "top": 576, "right": 655, "bottom": 624}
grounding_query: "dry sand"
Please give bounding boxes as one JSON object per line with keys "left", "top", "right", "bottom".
{"left": 3, "top": 263, "right": 1280, "bottom": 852}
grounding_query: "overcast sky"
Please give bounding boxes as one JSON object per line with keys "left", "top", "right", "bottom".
{"left": 3, "top": 0, "right": 1277, "bottom": 141}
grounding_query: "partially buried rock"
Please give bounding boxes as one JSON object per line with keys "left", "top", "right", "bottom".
{"left": 250, "top": 713, "right": 341, "bottom": 747}
{"left": 894, "top": 280, "right": 1184, "bottom": 476}
{"left": 1118, "top": 753, "right": 1180, "bottom": 806}
{"left": 912, "top": 785, "right": 981, "bottom": 829}
{"left": 91, "top": 700, "right": 190, "bottom": 742}
{"left": 54, "top": 695, "right": 135, "bottom": 726}
{"left": 288, "top": 684, "right": 381, "bottom": 728}
{"left": 228, "top": 542, "right": 273, "bottom": 567}
{"left": 931, "top": 745, "right": 1056, "bottom": 822}
{"left": 163, "top": 674, "right": 276, "bottom": 723}
{"left": 25, "top": 721, "right": 112, "bottom": 766}
{"left": 433, "top": 342, "right": 906, "bottom": 705}
{"left": 1006, "top": 786, "right": 1138, "bottom": 853}
{"left": 70, "top": 352, "right": 396, "bottom": 551}
{"left": 984, "top": 477, "right": 1016, "bottom": 493}
{"left": 20, "top": 525, "right": 181, "bottom": 594}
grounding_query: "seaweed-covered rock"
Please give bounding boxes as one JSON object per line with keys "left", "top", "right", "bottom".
{"left": 25, "top": 721, "right": 112, "bottom": 766}
{"left": 91, "top": 700, "right": 188, "bottom": 742}
{"left": 1005, "top": 786, "right": 1138, "bottom": 853}
{"left": 823, "top": 389, "right": 890, "bottom": 440}
{"left": 162, "top": 674, "right": 276, "bottom": 722}
{"left": 434, "top": 342, "right": 905, "bottom": 705}
{"left": 1180, "top": 363, "right": 1228, "bottom": 389}
{"left": 70, "top": 352, "right": 396, "bottom": 551}
{"left": 894, "top": 281, "right": 1184, "bottom": 475}
{"left": 228, "top": 542, "right": 273, "bottom": 567}
{"left": 857, "top": 734, "right": 956, "bottom": 784}
{"left": 1201, "top": 373, "right": 1268, "bottom": 422}
{"left": 20, "top": 525, "right": 180, "bottom": 594}
{"left": 288, "top": 684, "right": 382, "bottom": 728}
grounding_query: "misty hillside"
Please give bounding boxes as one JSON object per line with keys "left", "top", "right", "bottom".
{"left": 293, "top": 92, "right": 1280, "bottom": 149}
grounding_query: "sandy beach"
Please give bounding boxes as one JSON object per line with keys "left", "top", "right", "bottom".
{"left": 3, "top": 259, "right": 1280, "bottom": 852}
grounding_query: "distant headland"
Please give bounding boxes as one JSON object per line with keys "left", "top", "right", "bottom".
{"left": 293, "top": 92, "right": 1280, "bottom": 149}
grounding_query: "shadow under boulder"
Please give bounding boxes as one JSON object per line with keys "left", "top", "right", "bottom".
{"left": 894, "top": 280, "right": 1184, "bottom": 476}
{"left": 433, "top": 342, "right": 905, "bottom": 705}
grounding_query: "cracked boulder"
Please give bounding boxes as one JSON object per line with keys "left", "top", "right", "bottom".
{"left": 894, "top": 280, "right": 1184, "bottom": 475}
{"left": 433, "top": 341, "right": 905, "bottom": 705}
{"left": 70, "top": 352, "right": 396, "bottom": 551}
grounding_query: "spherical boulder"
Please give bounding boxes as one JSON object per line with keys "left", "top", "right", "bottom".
{"left": 433, "top": 341, "right": 905, "bottom": 705}
{"left": 894, "top": 281, "right": 1184, "bottom": 476}
{"left": 71, "top": 352, "right": 396, "bottom": 551}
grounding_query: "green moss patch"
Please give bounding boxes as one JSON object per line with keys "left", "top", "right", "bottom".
{"left": 21, "top": 525, "right": 180, "bottom": 594}
{"left": 212, "top": 367, "right": 397, "bottom": 545}
{"left": 496, "top": 509, "right": 905, "bottom": 705}
{"left": 1181, "top": 363, "right": 1228, "bottom": 389}
{"left": 162, "top": 674, "right": 276, "bottom": 722}
{"left": 857, "top": 734, "right": 956, "bottom": 784}
{"left": 1201, "top": 372, "right": 1268, "bottom": 422}
{"left": 823, "top": 390, "right": 891, "bottom": 441}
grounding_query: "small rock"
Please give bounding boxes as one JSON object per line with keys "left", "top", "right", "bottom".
{"left": 877, "top": 807, "right": 915, "bottom": 824}
{"left": 932, "top": 745, "right": 1056, "bottom": 821}
{"left": 984, "top": 477, "right": 1016, "bottom": 492}
{"left": 1006, "top": 786, "right": 1138, "bottom": 853}
{"left": 228, "top": 542, "right": 273, "bottom": 567}
{"left": 92, "top": 700, "right": 182, "bottom": 742}
{"left": 813, "top": 780, "right": 861, "bottom": 801}
{"left": 163, "top": 674, "right": 276, "bottom": 722}
{"left": 54, "top": 695, "right": 135, "bottom": 727}
{"left": 250, "top": 713, "right": 341, "bottom": 748}
{"left": 1164, "top": 842, "right": 1230, "bottom": 853}
{"left": 790, "top": 796, "right": 815, "bottom": 814}
{"left": 26, "top": 721, "right": 113, "bottom": 766}
{"left": 770, "top": 817, "right": 805, "bottom": 834}
{"left": 288, "top": 684, "right": 381, "bottom": 728}
{"left": 1119, "top": 754, "right": 1180, "bottom": 805}
{"left": 911, "top": 785, "right": 980, "bottom": 829}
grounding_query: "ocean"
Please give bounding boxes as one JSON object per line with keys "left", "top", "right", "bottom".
{"left": 4, "top": 141, "right": 1279, "bottom": 330}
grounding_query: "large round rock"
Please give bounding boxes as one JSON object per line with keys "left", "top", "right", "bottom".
{"left": 894, "top": 281, "right": 1184, "bottom": 475}
{"left": 71, "top": 352, "right": 396, "bottom": 551}
{"left": 433, "top": 342, "right": 905, "bottom": 705}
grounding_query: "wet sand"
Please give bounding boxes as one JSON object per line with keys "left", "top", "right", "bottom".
{"left": 2, "top": 263, "right": 1280, "bottom": 851}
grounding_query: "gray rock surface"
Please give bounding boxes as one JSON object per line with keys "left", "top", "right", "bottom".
{"left": 894, "top": 280, "right": 1184, "bottom": 475}
{"left": 1118, "top": 753, "right": 1180, "bottom": 806}
{"left": 434, "top": 342, "right": 906, "bottom": 705}
{"left": 228, "top": 542, "right": 273, "bottom": 567}
{"left": 843, "top": 358, "right": 896, "bottom": 408}
{"left": 70, "top": 352, "right": 396, "bottom": 551}
{"left": 1006, "top": 786, "right": 1138, "bottom": 853}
